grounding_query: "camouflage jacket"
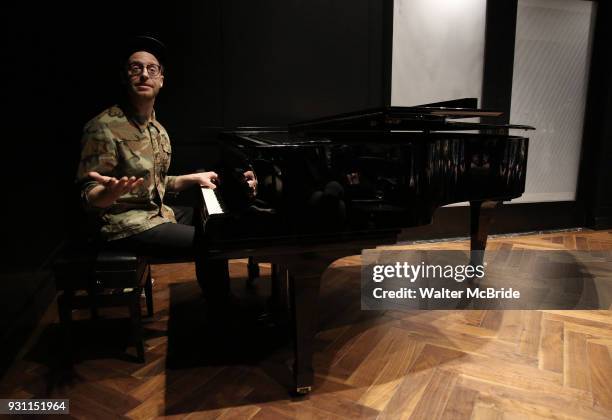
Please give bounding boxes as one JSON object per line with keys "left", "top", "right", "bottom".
{"left": 76, "top": 105, "right": 178, "bottom": 241}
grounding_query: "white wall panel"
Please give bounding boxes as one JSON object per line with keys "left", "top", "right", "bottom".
{"left": 391, "top": 0, "right": 487, "bottom": 106}
{"left": 510, "top": 0, "right": 594, "bottom": 203}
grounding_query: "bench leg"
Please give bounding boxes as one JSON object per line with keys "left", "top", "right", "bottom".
{"left": 144, "top": 267, "right": 154, "bottom": 317}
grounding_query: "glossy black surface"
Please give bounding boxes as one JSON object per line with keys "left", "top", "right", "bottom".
{"left": 203, "top": 102, "right": 530, "bottom": 245}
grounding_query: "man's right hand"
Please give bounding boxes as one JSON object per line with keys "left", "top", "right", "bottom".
{"left": 86, "top": 171, "right": 144, "bottom": 208}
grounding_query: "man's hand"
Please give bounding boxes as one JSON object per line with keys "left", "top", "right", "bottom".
{"left": 191, "top": 171, "right": 219, "bottom": 189}
{"left": 243, "top": 170, "right": 257, "bottom": 198}
{"left": 166, "top": 171, "right": 219, "bottom": 192}
{"left": 86, "top": 171, "right": 144, "bottom": 208}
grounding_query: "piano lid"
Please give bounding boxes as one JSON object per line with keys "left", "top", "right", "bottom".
{"left": 289, "top": 98, "right": 534, "bottom": 133}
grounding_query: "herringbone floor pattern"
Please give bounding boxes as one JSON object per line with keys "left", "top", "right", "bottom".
{"left": 1, "top": 230, "right": 612, "bottom": 419}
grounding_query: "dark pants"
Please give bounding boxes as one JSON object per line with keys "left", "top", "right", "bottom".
{"left": 110, "top": 206, "right": 196, "bottom": 258}
{"left": 108, "top": 206, "right": 230, "bottom": 300}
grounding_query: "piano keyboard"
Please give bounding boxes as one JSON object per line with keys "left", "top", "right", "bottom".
{"left": 201, "top": 187, "right": 224, "bottom": 216}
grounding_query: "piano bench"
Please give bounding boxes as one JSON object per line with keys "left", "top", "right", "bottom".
{"left": 53, "top": 245, "right": 153, "bottom": 364}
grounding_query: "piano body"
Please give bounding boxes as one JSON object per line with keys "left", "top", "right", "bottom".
{"left": 197, "top": 98, "right": 533, "bottom": 394}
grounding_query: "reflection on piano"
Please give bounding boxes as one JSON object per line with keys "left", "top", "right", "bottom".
{"left": 197, "top": 98, "right": 533, "bottom": 394}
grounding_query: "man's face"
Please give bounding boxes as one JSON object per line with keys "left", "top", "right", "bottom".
{"left": 125, "top": 51, "right": 164, "bottom": 100}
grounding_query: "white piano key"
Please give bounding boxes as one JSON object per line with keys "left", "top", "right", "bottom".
{"left": 201, "top": 188, "right": 224, "bottom": 215}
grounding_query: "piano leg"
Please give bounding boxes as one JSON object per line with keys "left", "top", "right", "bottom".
{"left": 270, "top": 264, "right": 289, "bottom": 313}
{"left": 470, "top": 200, "right": 503, "bottom": 265}
{"left": 195, "top": 255, "right": 231, "bottom": 300}
{"left": 289, "top": 270, "right": 321, "bottom": 395}
{"left": 246, "top": 240, "right": 398, "bottom": 395}
{"left": 246, "top": 256, "right": 260, "bottom": 286}
{"left": 280, "top": 252, "right": 348, "bottom": 395}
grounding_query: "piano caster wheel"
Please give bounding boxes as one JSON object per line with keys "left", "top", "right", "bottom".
{"left": 294, "top": 386, "right": 312, "bottom": 396}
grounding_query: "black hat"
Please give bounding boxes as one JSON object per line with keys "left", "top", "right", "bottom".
{"left": 120, "top": 35, "right": 167, "bottom": 67}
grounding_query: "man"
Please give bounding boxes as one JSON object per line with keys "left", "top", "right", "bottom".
{"left": 76, "top": 36, "right": 255, "bottom": 297}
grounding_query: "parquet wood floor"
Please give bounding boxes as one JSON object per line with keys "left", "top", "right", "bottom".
{"left": 2, "top": 229, "right": 612, "bottom": 419}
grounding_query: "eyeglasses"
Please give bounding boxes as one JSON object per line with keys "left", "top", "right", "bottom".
{"left": 126, "top": 62, "right": 162, "bottom": 78}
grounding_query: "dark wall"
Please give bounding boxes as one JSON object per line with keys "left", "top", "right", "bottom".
{"left": 481, "top": 0, "right": 517, "bottom": 124}
{"left": 577, "top": 0, "right": 612, "bottom": 229}
{"left": 220, "top": 0, "right": 385, "bottom": 127}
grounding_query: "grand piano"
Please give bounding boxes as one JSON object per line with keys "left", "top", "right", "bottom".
{"left": 196, "top": 98, "right": 533, "bottom": 394}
